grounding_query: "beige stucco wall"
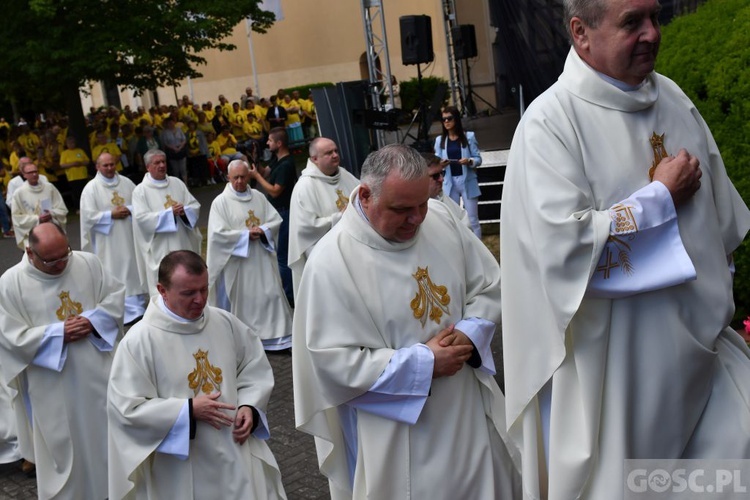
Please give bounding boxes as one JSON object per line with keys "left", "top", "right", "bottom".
{"left": 86, "top": 0, "right": 497, "bottom": 113}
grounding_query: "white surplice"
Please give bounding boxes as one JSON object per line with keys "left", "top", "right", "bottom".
{"left": 10, "top": 180, "right": 68, "bottom": 249}
{"left": 0, "top": 251, "right": 124, "bottom": 499}
{"left": 501, "top": 48, "right": 750, "bottom": 500}
{"left": 80, "top": 173, "right": 147, "bottom": 322}
{"left": 207, "top": 184, "right": 292, "bottom": 349}
{"left": 288, "top": 160, "right": 359, "bottom": 297}
{"left": 132, "top": 174, "right": 202, "bottom": 296}
{"left": 293, "top": 195, "right": 520, "bottom": 499}
{"left": 436, "top": 190, "right": 471, "bottom": 229}
{"left": 107, "top": 298, "right": 286, "bottom": 500}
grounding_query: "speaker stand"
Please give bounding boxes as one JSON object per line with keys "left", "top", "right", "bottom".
{"left": 462, "top": 58, "right": 501, "bottom": 118}
{"left": 401, "top": 64, "right": 433, "bottom": 152}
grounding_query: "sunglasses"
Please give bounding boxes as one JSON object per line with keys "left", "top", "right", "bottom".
{"left": 441, "top": 116, "right": 455, "bottom": 122}
{"left": 430, "top": 170, "right": 446, "bottom": 181}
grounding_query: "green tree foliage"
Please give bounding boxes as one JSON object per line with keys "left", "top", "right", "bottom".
{"left": 400, "top": 76, "right": 449, "bottom": 114}
{"left": 0, "top": 0, "right": 275, "bottom": 148}
{"left": 657, "top": 0, "right": 750, "bottom": 323}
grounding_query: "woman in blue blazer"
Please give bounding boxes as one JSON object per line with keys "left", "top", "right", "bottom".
{"left": 433, "top": 106, "right": 482, "bottom": 237}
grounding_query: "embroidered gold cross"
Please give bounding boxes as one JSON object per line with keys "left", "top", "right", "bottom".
{"left": 596, "top": 248, "right": 619, "bottom": 280}
{"left": 164, "top": 195, "right": 178, "bottom": 209}
{"left": 56, "top": 291, "right": 83, "bottom": 320}
{"left": 111, "top": 191, "right": 125, "bottom": 207}
{"left": 187, "top": 349, "right": 223, "bottom": 395}
{"left": 245, "top": 210, "right": 261, "bottom": 229}
{"left": 648, "top": 132, "right": 668, "bottom": 181}
{"left": 335, "top": 189, "right": 349, "bottom": 211}
{"left": 410, "top": 267, "right": 450, "bottom": 327}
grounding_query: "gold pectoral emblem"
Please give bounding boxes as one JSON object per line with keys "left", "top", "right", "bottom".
{"left": 245, "top": 209, "right": 261, "bottom": 229}
{"left": 56, "top": 291, "right": 83, "bottom": 320}
{"left": 164, "top": 194, "right": 178, "bottom": 209}
{"left": 410, "top": 266, "right": 450, "bottom": 327}
{"left": 111, "top": 190, "right": 125, "bottom": 207}
{"left": 648, "top": 132, "right": 669, "bottom": 181}
{"left": 187, "top": 349, "right": 223, "bottom": 395}
{"left": 335, "top": 189, "right": 349, "bottom": 211}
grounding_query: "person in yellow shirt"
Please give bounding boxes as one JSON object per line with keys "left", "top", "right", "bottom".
{"left": 16, "top": 122, "right": 41, "bottom": 154}
{"left": 242, "top": 115, "right": 264, "bottom": 142}
{"left": 178, "top": 95, "right": 197, "bottom": 123}
{"left": 59, "top": 136, "right": 91, "bottom": 211}
{"left": 230, "top": 102, "right": 247, "bottom": 142}
{"left": 217, "top": 125, "right": 244, "bottom": 165}
{"left": 281, "top": 94, "right": 303, "bottom": 144}
{"left": 205, "top": 131, "right": 223, "bottom": 183}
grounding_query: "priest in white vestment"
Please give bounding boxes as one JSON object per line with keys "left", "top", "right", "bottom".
{"left": 80, "top": 152, "right": 148, "bottom": 324}
{"left": 0, "top": 223, "right": 124, "bottom": 499}
{"left": 288, "top": 137, "right": 359, "bottom": 297}
{"left": 0, "top": 376, "right": 21, "bottom": 465}
{"left": 11, "top": 161, "right": 67, "bottom": 250}
{"left": 293, "top": 144, "right": 520, "bottom": 499}
{"left": 132, "top": 149, "right": 202, "bottom": 296}
{"left": 108, "top": 250, "right": 286, "bottom": 499}
{"left": 207, "top": 160, "right": 293, "bottom": 351}
{"left": 501, "top": 2, "right": 750, "bottom": 499}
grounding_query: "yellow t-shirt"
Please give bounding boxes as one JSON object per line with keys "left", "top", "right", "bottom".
{"left": 207, "top": 140, "right": 220, "bottom": 161}
{"left": 242, "top": 120, "right": 263, "bottom": 140}
{"left": 281, "top": 99, "right": 302, "bottom": 125}
{"left": 59, "top": 148, "right": 91, "bottom": 181}
{"left": 217, "top": 133, "right": 238, "bottom": 155}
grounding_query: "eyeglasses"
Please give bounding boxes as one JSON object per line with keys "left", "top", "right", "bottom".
{"left": 430, "top": 170, "right": 446, "bottom": 181}
{"left": 441, "top": 116, "right": 455, "bottom": 123}
{"left": 31, "top": 246, "right": 72, "bottom": 267}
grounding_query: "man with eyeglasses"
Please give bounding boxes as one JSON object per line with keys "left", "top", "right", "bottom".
{"left": 288, "top": 137, "right": 358, "bottom": 298}
{"left": 80, "top": 152, "right": 148, "bottom": 325}
{"left": 423, "top": 153, "right": 470, "bottom": 229}
{"left": 0, "top": 222, "right": 125, "bottom": 499}
{"left": 10, "top": 161, "right": 67, "bottom": 250}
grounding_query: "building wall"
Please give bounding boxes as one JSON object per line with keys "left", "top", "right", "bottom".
{"left": 84, "top": 0, "right": 497, "bottom": 113}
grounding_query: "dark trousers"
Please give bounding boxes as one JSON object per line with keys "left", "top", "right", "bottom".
{"left": 276, "top": 207, "right": 294, "bottom": 308}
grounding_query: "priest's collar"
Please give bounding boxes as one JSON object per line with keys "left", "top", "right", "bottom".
{"left": 301, "top": 159, "right": 342, "bottom": 184}
{"left": 96, "top": 172, "right": 119, "bottom": 185}
{"left": 145, "top": 173, "right": 169, "bottom": 187}
{"left": 560, "top": 47, "right": 658, "bottom": 112}
{"left": 24, "top": 181, "right": 45, "bottom": 193}
{"left": 158, "top": 295, "right": 204, "bottom": 323}
{"left": 230, "top": 184, "right": 251, "bottom": 198}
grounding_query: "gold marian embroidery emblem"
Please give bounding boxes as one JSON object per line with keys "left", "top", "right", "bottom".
{"left": 164, "top": 195, "right": 178, "bottom": 209}
{"left": 245, "top": 210, "right": 261, "bottom": 228}
{"left": 648, "top": 132, "right": 669, "bottom": 181}
{"left": 187, "top": 349, "right": 223, "bottom": 395}
{"left": 335, "top": 189, "right": 349, "bottom": 211}
{"left": 56, "top": 291, "right": 83, "bottom": 320}
{"left": 410, "top": 267, "right": 450, "bottom": 327}
{"left": 111, "top": 191, "right": 125, "bottom": 207}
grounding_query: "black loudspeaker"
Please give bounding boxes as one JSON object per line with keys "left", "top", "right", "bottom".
{"left": 400, "top": 15, "right": 434, "bottom": 65}
{"left": 452, "top": 24, "right": 478, "bottom": 60}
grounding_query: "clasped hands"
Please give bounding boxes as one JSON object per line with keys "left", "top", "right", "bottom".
{"left": 63, "top": 315, "right": 94, "bottom": 343}
{"left": 171, "top": 202, "right": 186, "bottom": 217}
{"left": 425, "top": 324, "right": 475, "bottom": 378}
{"left": 193, "top": 392, "right": 254, "bottom": 445}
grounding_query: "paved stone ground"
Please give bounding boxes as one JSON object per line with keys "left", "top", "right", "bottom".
{"left": 0, "top": 110, "right": 518, "bottom": 499}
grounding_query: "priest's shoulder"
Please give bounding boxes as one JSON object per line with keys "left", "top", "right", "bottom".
{"left": 426, "top": 198, "right": 461, "bottom": 230}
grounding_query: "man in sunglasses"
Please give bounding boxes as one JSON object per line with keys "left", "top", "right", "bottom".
{"left": 0, "top": 222, "right": 125, "bottom": 499}
{"left": 423, "top": 152, "right": 470, "bottom": 229}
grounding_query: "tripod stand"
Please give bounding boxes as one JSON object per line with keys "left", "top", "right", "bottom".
{"left": 401, "top": 63, "right": 434, "bottom": 152}
{"left": 462, "top": 58, "right": 501, "bottom": 117}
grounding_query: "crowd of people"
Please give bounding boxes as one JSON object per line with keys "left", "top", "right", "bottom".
{"left": 1, "top": 0, "right": 750, "bottom": 498}
{"left": 0, "top": 87, "right": 317, "bottom": 215}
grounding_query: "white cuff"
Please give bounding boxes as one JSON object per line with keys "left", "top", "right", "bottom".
{"left": 81, "top": 308, "right": 120, "bottom": 351}
{"left": 155, "top": 209, "right": 177, "bottom": 233}
{"left": 32, "top": 323, "right": 67, "bottom": 371}
{"left": 456, "top": 317, "right": 496, "bottom": 375}
{"left": 156, "top": 401, "right": 189, "bottom": 460}
{"left": 231, "top": 230, "right": 250, "bottom": 258}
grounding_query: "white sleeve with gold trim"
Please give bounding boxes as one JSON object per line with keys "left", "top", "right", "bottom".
{"left": 587, "top": 181, "right": 696, "bottom": 298}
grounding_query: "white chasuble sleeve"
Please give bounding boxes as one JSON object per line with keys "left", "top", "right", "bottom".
{"left": 31, "top": 323, "right": 67, "bottom": 371}
{"left": 346, "top": 344, "right": 433, "bottom": 424}
{"left": 81, "top": 307, "right": 120, "bottom": 351}
{"left": 231, "top": 230, "right": 251, "bottom": 257}
{"left": 92, "top": 210, "right": 113, "bottom": 235}
{"left": 155, "top": 401, "right": 190, "bottom": 459}
{"left": 181, "top": 206, "right": 199, "bottom": 229}
{"left": 456, "top": 317, "right": 496, "bottom": 375}
{"left": 588, "top": 181, "right": 696, "bottom": 298}
{"left": 155, "top": 208, "right": 177, "bottom": 233}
